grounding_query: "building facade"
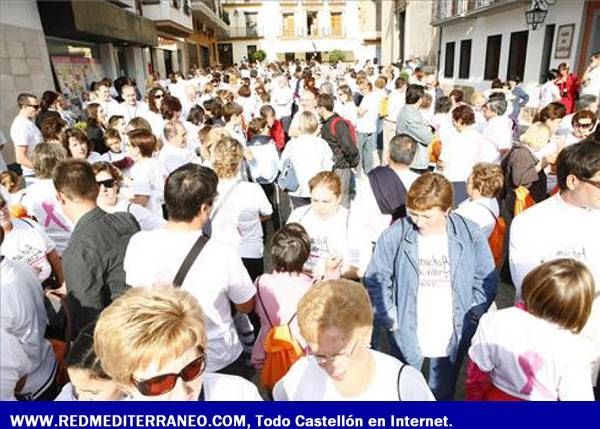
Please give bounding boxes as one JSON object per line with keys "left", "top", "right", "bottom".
{"left": 433, "top": 0, "right": 600, "bottom": 98}
{"left": 381, "top": 0, "right": 438, "bottom": 68}
{"left": 190, "top": 0, "right": 229, "bottom": 68}
{"left": 217, "top": 0, "right": 382, "bottom": 66}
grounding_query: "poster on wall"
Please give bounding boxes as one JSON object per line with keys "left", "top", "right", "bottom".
{"left": 555, "top": 24, "right": 575, "bottom": 59}
{"left": 50, "top": 56, "right": 103, "bottom": 100}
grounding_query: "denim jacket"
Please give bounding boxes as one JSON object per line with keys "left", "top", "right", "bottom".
{"left": 364, "top": 213, "right": 497, "bottom": 368}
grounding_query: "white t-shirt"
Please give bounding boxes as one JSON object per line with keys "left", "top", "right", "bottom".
{"left": 1, "top": 218, "right": 55, "bottom": 282}
{"left": 416, "top": 232, "right": 453, "bottom": 358}
{"left": 273, "top": 350, "right": 434, "bottom": 401}
{"left": 142, "top": 110, "right": 165, "bottom": 139}
{"left": 21, "top": 179, "right": 73, "bottom": 255}
{"left": 469, "top": 307, "right": 596, "bottom": 401}
{"left": 356, "top": 91, "right": 380, "bottom": 134}
{"left": 455, "top": 197, "right": 499, "bottom": 238}
{"left": 9, "top": 115, "right": 43, "bottom": 176}
{"left": 271, "top": 86, "right": 294, "bottom": 118}
{"left": 130, "top": 158, "right": 167, "bottom": 216}
{"left": 117, "top": 101, "right": 149, "bottom": 125}
{"left": 439, "top": 128, "right": 496, "bottom": 182}
{"left": 158, "top": 143, "right": 196, "bottom": 174}
{"left": 509, "top": 194, "right": 600, "bottom": 299}
{"left": 211, "top": 179, "right": 272, "bottom": 259}
{"left": 124, "top": 229, "right": 255, "bottom": 372}
{"left": 349, "top": 170, "right": 419, "bottom": 272}
{"left": 102, "top": 197, "right": 166, "bottom": 231}
{"left": 279, "top": 135, "right": 334, "bottom": 198}
{"left": 0, "top": 257, "right": 57, "bottom": 399}
{"left": 201, "top": 373, "right": 263, "bottom": 401}
{"left": 287, "top": 206, "right": 358, "bottom": 278}
{"left": 336, "top": 102, "right": 358, "bottom": 126}
{"left": 0, "top": 329, "right": 33, "bottom": 400}
{"left": 582, "top": 66, "right": 600, "bottom": 96}
{"left": 539, "top": 81, "right": 560, "bottom": 109}
{"left": 482, "top": 116, "right": 513, "bottom": 163}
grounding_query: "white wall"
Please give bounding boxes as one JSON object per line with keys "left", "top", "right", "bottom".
{"left": 438, "top": 2, "right": 586, "bottom": 93}
{"left": 143, "top": 1, "right": 193, "bottom": 31}
{"left": 0, "top": 0, "right": 44, "bottom": 29}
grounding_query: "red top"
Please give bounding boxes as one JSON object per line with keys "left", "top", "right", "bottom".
{"left": 555, "top": 73, "right": 579, "bottom": 114}
{"left": 270, "top": 119, "right": 285, "bottom": 151}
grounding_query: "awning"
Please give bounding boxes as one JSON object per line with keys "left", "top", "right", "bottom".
{"left": 38, "top": 0, "right": 157, "bottom": 46}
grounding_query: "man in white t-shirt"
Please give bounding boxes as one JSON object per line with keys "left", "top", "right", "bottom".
{"left": 159, "top": 120, "right": 196, "bottom": 174}
{"left": 116, "top": 83, "right": 148, "bottom": 124}
{"left": 0, "top": 227, "right": 58, "bottom": 400}
{"left": 356, "top": 80, "right": 380, "bottom": 175}
{"left": 96, "top": 80, "right": 120, "bottom": 119}
{"left": 271, "top": 75, "right": 294, "bottom": 132}
{"left": 124, "top": 164, "right": 256, "bottom": 376}
{"left": 10, "top": 93, "right": 43, "bottom": 181}
{"left": 510, "top": 142, "right": 600, "bottom": 387}
{"left": 581, "top": 52, "right": 600, "bottom": 97}
{"left": 482, "top": 97, "right": 513, "bottom": 163}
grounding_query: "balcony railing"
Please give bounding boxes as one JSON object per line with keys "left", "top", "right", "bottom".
{"left": 183, "top": 0, "right": 191, "bottom": 15}
{"left": 280, "top": 27, "right": 346, "bottom": 39}
{"left": 222, "top": 26, "right": 262, "bottom": 39}
{"left": 432, "top": 0, "right": 524, "bottom": 24}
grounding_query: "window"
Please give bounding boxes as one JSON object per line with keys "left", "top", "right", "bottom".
{"left": 539, "top": 24, "right": 555, "bottom": 83}
{"left": 247, "top": 45, "right": 257, "bottom": 59}
{"left": 459, "top": 39, "right": 472, "bottom": 79}
{"left": 331, "top": 12, "right": 343, "bottom": 37}
{"left": 245, "top": 12, "right": 258, "bottom": 37}
{"left": 307, "top": 11, "right": 318, "bottom": 36}
{"left": 444, "top": 42, "right": 455, "bottom": 78}
{"left": 282, "top": 13, "right": 295, "bottom": 37}
{"left": 507, "top": 30, "right": 528, "bottom": 81}
{"left": 484, "top": 35, "right": 502, "bottom": 80}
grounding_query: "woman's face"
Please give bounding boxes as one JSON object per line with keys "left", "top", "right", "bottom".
{"left": 308, "top": 327, "right": 361, "bottom": 382}
{"left": 129, "top": 346, "right": 204, "bottom": 401}
{"left": 68, "top": 368, "right": 123, "bottom": 401}
{"left": 154, "top": 91, "right": 165, "bottom": 109}
{"left": 573, "top": 118, "right": 595, "bottom": 139}
{"left": 407, "top": 206, "right": 448, "bottom": 235}
{"left": 310, "top": 184, "right": 341, "bottom": 219}
{"left": 96, "top": 171, "right": 119, "bottom": 207}
{"left": 68, "top": 137, "right": 88, "bottom": 159}
{"left": 97, "top": 106, "right": 107, "bottom": 125}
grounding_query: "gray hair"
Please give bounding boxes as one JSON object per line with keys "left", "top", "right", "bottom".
{"left": 486, "top": 98, "right": 507, "bottom": 116}
{"left": 319, "top": 82, "right": 334, "bottom": 95}
{"left": 389, "top": 134, "right": 417, "bottom": 166}
{"left": 576, "top": 95, "right": 598, "bottom": 112}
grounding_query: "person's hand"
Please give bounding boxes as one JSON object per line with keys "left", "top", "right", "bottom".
{"left": 45, "top": 283, "right": 67, "bottom": 299}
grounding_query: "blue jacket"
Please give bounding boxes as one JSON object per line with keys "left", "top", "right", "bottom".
{"left": 363, "top": 213, "right": 497, "bottom": 368}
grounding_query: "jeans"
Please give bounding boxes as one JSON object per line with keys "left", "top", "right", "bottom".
{"left": 334, "top": 168, "right": 353, "bottom": 208}
{"left": 357, "top": 132, "right": 376, "bottom": 175}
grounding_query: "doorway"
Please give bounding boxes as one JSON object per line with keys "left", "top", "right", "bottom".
{"left": 507, "top": 30, "right": 528, "bottom": 80}
{"left": 218, "top": 43, "right": 233, "bottom": 67}
{"left": 539, "top": 24, "right": 555, "bottom": 83}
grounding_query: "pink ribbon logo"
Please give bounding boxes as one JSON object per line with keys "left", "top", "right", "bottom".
{"left": 518, "top": 351, "right": 553, "bottom": 398}
{"left": 42, "top": 201, "right": 70, "bottom": 232}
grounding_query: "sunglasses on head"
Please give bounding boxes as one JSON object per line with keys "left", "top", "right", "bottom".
{"left": 132, "top": 354, "right": 206, "bottom": 397}
{"left": 97, "top": 179, "right": 116, "bottom": 189}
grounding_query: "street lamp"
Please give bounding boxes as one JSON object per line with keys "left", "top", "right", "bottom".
{"left": 525, "top": 0, "right": 553, "bottom": 31}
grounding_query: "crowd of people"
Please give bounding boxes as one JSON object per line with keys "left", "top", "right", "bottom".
{"left": 1, "top": 52, "right": 599, "bottom": 402}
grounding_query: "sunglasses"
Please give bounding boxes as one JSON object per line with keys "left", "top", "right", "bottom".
{"left": 27, "top": 104, "right": 41, "bottom": 110}
{"left": 574, "top": 122, "right": 593, "bottom": 128}
{"left": 132, "top": 354, "right": 206, "bottom": 396}
{"left": 579, "top": 177, "right": 600, "bottom": 189}
{"left": 97, "top": 179, "right": 116, "bottom": 189}
{"left": 155, "top": 94, "right": 164, "bottom": 99}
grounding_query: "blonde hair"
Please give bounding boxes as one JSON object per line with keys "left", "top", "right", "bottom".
{"left": 298, "top": 280, "right": 373, "bottom": 344}
{"left": 201, "top": 127, "right": 230, "bottom": 161}
{"left": 94, "top": 287, "right": 207, "bottom": 386}
{"left": 298, "top": 111, "right": 319, "bottom": 135}
{"left": 522, "top": 259, "right": 595, "bottom": 333}
{"left": 211, "top": 136, "right": 243, "bottom": 178}
{"left": 469, "top": 163, "right": 504, "bottom": 198}
{"left": 520, "top": 122, "right": 551, "bottom": 151}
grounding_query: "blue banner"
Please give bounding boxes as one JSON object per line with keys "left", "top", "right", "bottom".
{"left": 1, "top": 402, "right": 599, "bottom": 429}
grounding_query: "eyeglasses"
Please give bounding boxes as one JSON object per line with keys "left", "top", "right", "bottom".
{"left": 308, "top": 339, "right": 359, "bottom": 365}
{"left": 97, "top": 179, "right": 116, "bottom": 189}
{"left": 131, "top": 354, "right": 206, "bottom": 396}
{"left": 579, "top": 177, "right": 600, "bottom": 189}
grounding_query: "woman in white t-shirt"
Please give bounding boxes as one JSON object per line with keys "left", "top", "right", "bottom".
{"left": 62, "top": 128, "right": 102, "bottom": 163}
{"left": 280, "top": 111, "right": 334, "bottom": 209}
{"left": 467, "top": 259, "right": 596, "bottom": 401}
{"left": 287, "top": 171, "right": 359, "bottom": 280}
{"left": 538, "top": 70, "right": 561, "bottom": 110}
{"left": 335, "top": 85, "right": 358, "bottom": 126}
{"left": 210, "top": 137, "right": 272, "bottom": 280}
{"left": 273, "top": 279, "right": 434, "bottom": 401}
{"left": 455, "top": 163, "right": 504, "bottom": 238}
{"left": 437, "top": 105, "right": 496, "bottom": 205}
{"left": 55, "top": 322, "right": 126, "bottom": 401}
{"left": 127, "top": 129, "right": 168, "bottom": 217}
{"left": 94, "top": 287, "right": 262, "bottom": 401}
{"left": 142, "top": 87, "right": 167, "bottom": 138}
{"left": 0, "top": 188, "right": 63, "bottom": 287}
{"left": 92, "top": 162, "right": 165, "bottom": 231}
{"left": 20, "top": 143, "right": 72, "bottom": 255}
